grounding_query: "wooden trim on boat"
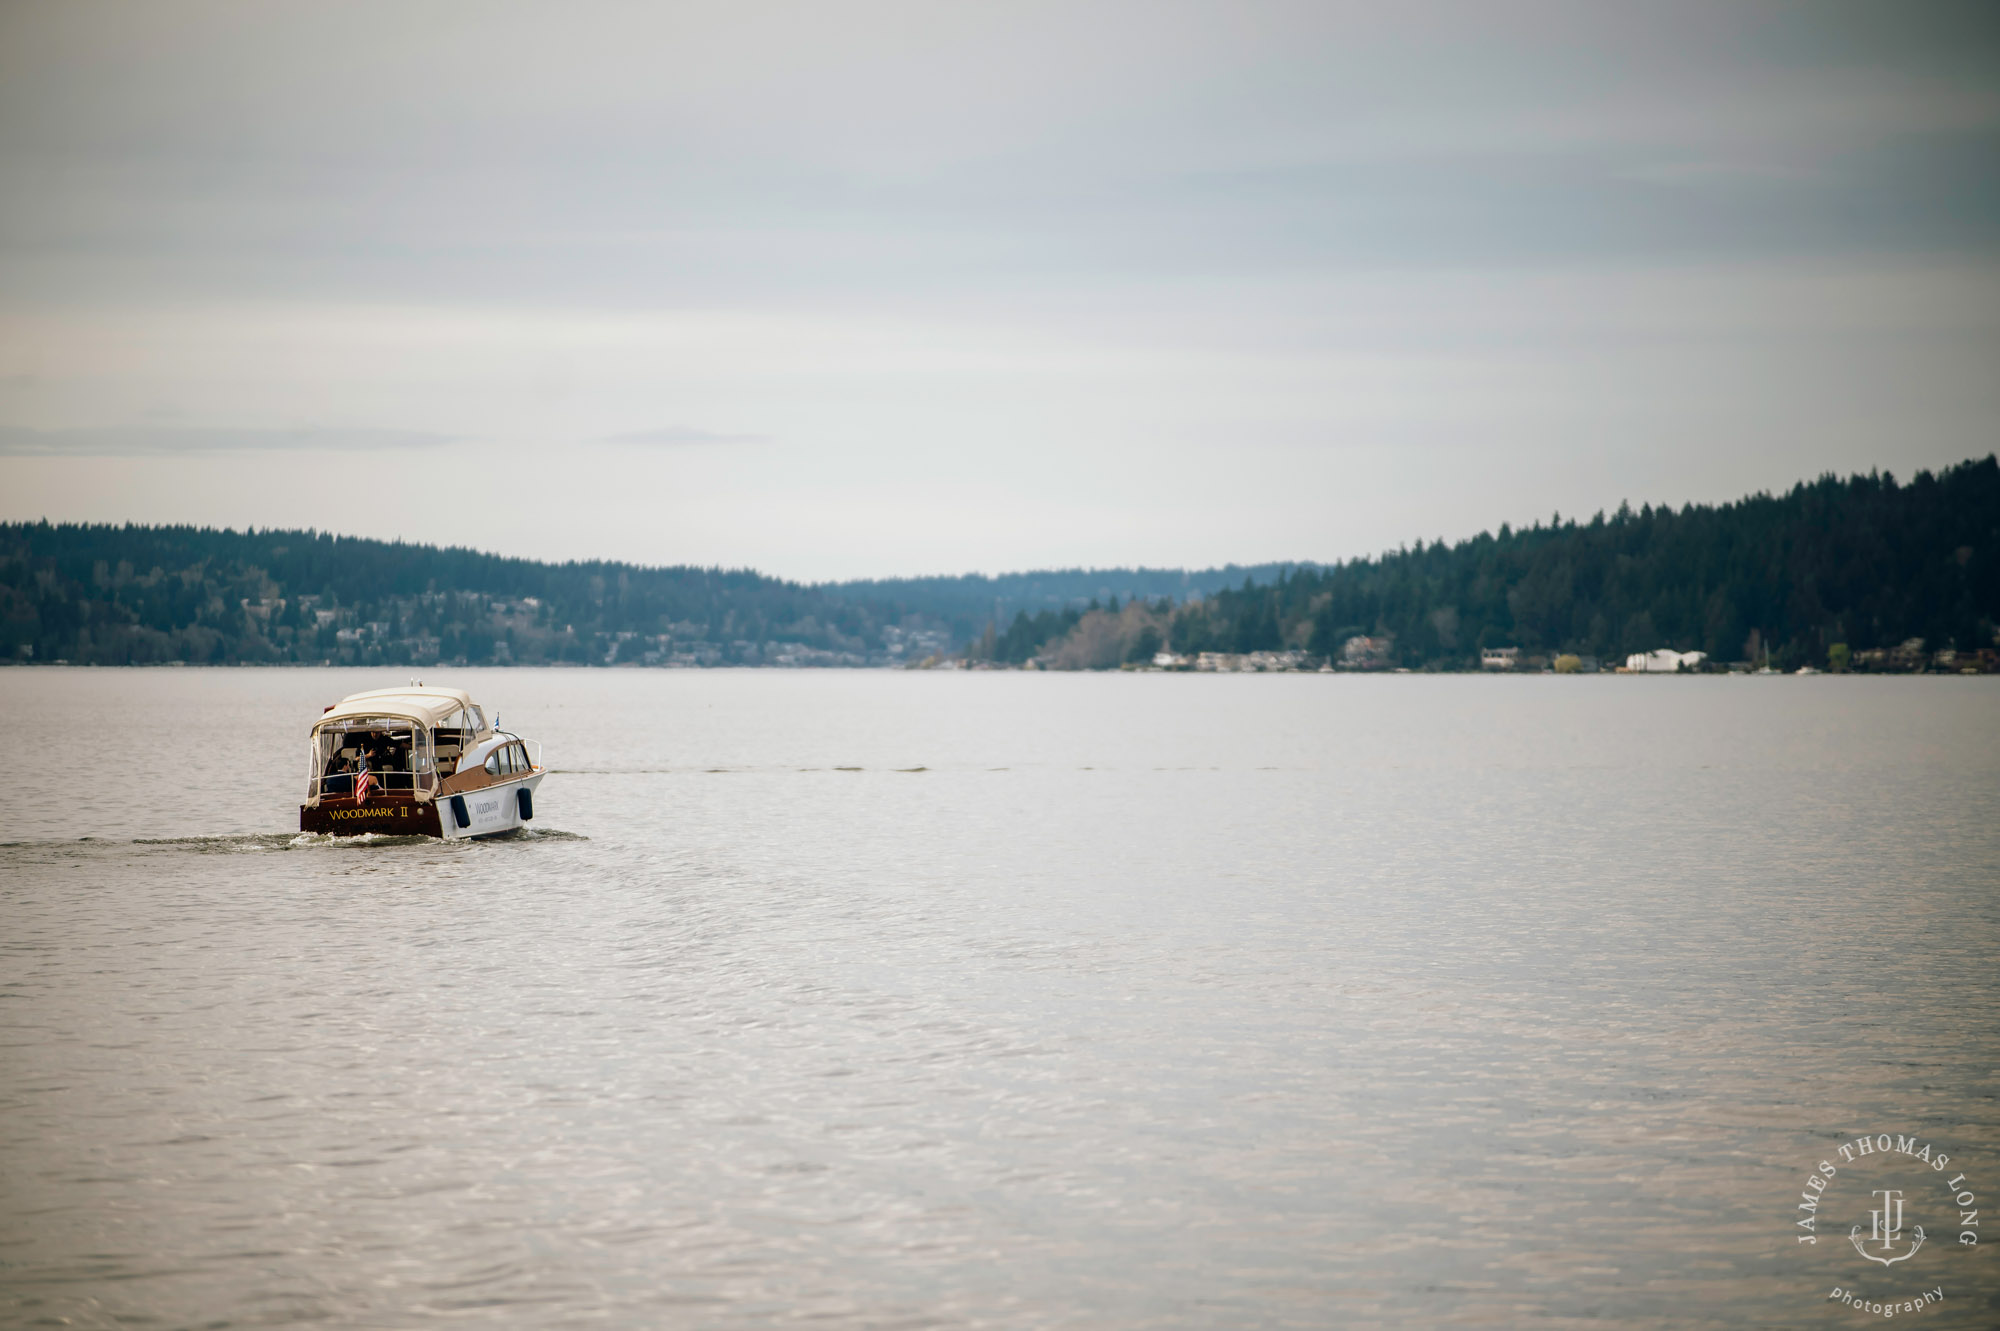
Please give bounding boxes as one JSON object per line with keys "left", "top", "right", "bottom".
{"left": 300, "top": 799, "right": 444, "bottom": 837}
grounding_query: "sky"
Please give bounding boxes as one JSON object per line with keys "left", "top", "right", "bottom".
{"left": 1, "top": 1, "right": 1996, "bottom": 581}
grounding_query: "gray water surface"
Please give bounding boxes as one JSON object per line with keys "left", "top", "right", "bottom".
{"left": 2, "top": 669, "right": 1996, "bottom": 1327}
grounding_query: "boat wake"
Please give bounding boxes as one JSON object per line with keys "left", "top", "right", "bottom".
{"left": 1, "top": 828, "right": 588, "bottom": 855}
{"left": 285, "top": 826, "right": 588, "bottom": 847}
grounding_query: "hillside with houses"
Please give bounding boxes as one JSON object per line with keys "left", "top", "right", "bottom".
{"left": 980, "top": 456, "right": 1999, "bottom": 674}
{"left": 3, "top": 456, "right": 1994, "bottom": 672}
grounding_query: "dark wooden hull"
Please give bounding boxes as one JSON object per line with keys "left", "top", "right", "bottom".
{"left": 299, "top": 799, "right": 445, "bottom": 837}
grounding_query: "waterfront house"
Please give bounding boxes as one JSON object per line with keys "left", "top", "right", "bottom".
{"left": 1622, "top": 648, "right": 1707, "bottom": 672}
{"left": 1341, "top": 636, "right": 1394, "bottom": 670}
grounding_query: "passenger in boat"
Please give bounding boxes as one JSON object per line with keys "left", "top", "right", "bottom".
{"left": 325, "top": 749, "right": 356, "bottom": 797}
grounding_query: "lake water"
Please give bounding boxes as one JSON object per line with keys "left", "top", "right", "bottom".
{"left": 2, "top": 668, "right": 1996, "bottom": 1328}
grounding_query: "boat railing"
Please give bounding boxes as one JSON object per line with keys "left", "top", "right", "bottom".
{"left": 493, "top": 732, "right": 545, "bottom": 771}
{"left": 308, "top": 767, "right": 440, "bottom": 803}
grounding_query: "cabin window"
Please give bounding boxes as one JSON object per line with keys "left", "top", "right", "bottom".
{"left": 432, "top": 708, "right": 473, "bottom": 775}
{"left": 312, "top": 725, "right": 416, "bottom": 799}
{"left": 510, "top": 742, "right": 529, "bottom": 770}
{"left": 485, "top": 749, "right": 504, "bottom": 776}
{"left": 467, "top": 705, "right": 486, "bottom": 733}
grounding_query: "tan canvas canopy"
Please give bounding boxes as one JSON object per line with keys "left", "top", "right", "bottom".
{"left": 312, "top": 686, "right": 481, "bottom": 732}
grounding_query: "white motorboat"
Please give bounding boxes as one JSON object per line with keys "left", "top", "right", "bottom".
{"left": 299, "top": 685, "right": 546, "bottom": 838}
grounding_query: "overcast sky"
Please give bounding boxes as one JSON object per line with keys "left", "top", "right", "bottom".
{"left": 2, "top": 1, "right": 1996, "bottom": 580}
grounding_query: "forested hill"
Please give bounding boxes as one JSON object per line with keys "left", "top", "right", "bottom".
{"left": 0, "top": 522, "right": 1310, "bottom": 667}
{"left": 1148, "top": 456, "right": 2000, "bottom": 670}
{"left": 0, "top": 525, "right": 902, "bottom": 666}
{"left": 825, "top": 564, "right": 1313, "bottom": 624}
{"left": 3, "top": 456, "right": 1995, "bottom": 668}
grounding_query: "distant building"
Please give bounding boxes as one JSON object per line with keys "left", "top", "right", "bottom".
{"left": 1341, "top": 635, "right": 1394, "bottom": 670}
{"left": 1194, "top": 650, "right": 1310, "bottom": 672}
{"left": 1623, "top": 648, "right": 1707, "bottom": 672}
{"left": 1480, "top": 646, "right": 1519, "bottom": 670}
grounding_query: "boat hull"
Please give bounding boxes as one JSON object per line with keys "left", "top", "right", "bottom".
{"left": 299, "top": 798, "right": 444, "bottom": 838}
{"left": 300, "top": 772, "right": 545, "bottom": 840}
{"left": 440, "top": 772, "right": 546, "bottom": 839}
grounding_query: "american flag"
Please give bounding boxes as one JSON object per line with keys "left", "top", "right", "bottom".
{"left": 353, "top": 762, "right": 374, "bottom": 804}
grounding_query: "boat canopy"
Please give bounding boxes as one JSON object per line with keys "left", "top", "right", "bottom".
{"left": 312, "top": 686, "right": 482, "bottom": 732}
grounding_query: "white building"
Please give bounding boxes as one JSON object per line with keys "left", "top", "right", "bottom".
{"left": 1480, "top": 646, "right": 1519, "bottom": 670}
{"left": 1624, "top": 648, "right": 1707, "bottom": 673}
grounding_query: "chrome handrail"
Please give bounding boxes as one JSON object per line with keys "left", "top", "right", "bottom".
{"left": 499, "top": 732, "right": 544, "bottom": 770}
{"left": 308, "top": 767, "right": 438, "bottom": 802}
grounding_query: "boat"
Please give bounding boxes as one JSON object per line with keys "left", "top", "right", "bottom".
{"left": 299, "top": 684, "right": 546, "bottom": 838}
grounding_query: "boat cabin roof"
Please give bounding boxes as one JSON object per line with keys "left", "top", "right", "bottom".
{"left": 313, "top": 686, "right": 482, "bottom": 732}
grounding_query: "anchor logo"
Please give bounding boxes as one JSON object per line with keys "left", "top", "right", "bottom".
{"left": 1849, "top": 1189, "right": 1925, "bottom": 1266}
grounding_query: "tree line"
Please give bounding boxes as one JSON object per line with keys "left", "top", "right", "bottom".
{"left": 974, "top": 457, "right": 2000, "bottom": 670}
{"left": 4, "top": 456, "right": 1994, "bottom": 669}
{"left": 0, "top": 526, "right": 941, "bottom": 666}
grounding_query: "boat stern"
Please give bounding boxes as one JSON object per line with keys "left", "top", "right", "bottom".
{"left": 299, "top": 798, "right": 444, "bottom": 837}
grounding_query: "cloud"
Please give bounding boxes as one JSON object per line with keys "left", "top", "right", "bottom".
{"left": 0, "top": 426, "right": 456, "bottom": 456}
{"left": 1618, "top": 159, "right": 1832, "bottom": 188}
{"left": 8, "top": 1, "right": 1994, "bottom": 313}
{"left": 594, "top": 426, "right": 770, "bottom": 446}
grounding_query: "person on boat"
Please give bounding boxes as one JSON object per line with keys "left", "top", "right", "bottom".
{"left": 326, "top": 749, "right": 357, "bottom": 797}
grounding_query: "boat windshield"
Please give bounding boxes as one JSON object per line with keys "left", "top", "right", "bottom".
{"left": 431, "top": 707, "right": 480, "bottom": 777}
